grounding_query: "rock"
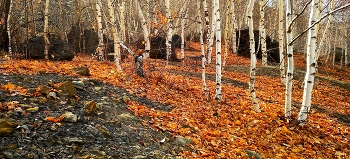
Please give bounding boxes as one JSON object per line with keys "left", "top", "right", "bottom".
{"left": 175, "top": 136, "right": 193, "bottom": 145}
{"left": 26, "top": 106, "right": 39, "bottom": 113}
{"left": 122, "top": 95, "right": 130, "bottom": 103}
{"left": 58, "top": 81, "right": 77, "bottom": 97}
{"left": 84, "top": 100, "right": 97, "bottom": 115}
{"left": 73, "top": 67, "right": 90, "bottom": 76}
{"left": 97, "top": 126, "right": 111, "bottom": 138}
{"left": 72, "top": 80, "right": 86, "bottom": 90}
{"left": 19, "top": 36, "right": 74, "bottom": 60}
{"left": 118, "top": 113, "right": 135, "bottom": 120}
{"left": 64, "top": 137, "right": 85, "bottom": 145}
{"left": 0, "top": 119, "right": 17, "bottom": 135}
{"left": 63, "top": 112, "right": 77, "bottom": 123}
{"left": 94, "top": 87, "right": 102, "bottom": 91}
{"left": 37, "top": 85, "right": 50, "bottom": 95}
{"left": 133, "top": 155, "right": 147, "bottom": 159}
{"left": 2, "top": 151, "right": 14, "bottom": 159}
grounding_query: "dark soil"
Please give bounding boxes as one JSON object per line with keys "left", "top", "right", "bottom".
{"left": 0, "top": 73, "right": 190, "bottom": 159}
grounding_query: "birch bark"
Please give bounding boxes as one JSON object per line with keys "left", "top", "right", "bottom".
{"left": 107, "top": 0, "right": 122, "bottom": 71}
{"left": 214, "top": 0, "right": 222, "bottom": 101}
{"left": 278, "top": 0, "right": 286, "bottom": 84}
{"left": 223, "top": 0, "right": 230, "bottom": 67}
{"left": 96, "top": 0, "right": 105, "bottom": 61}
{"left": 197, "top": 1, "right": 208, "bottom": 99}
{"left": 165, "top": 0, "right": 173, "bottom": 64}
{"left": 298, "top": 0, "right": 319, "bottom": 125}
{"left": 247, "top": 0, "right": 260, "bottom": 112}
{"left": 230, "top": 0, "right": 237, "bottom": 54}
{"left": 285, "top": 0, "right": 294, "bottom": 118}
{"left": 259, "top": 0, "right": 267, "bottom": 66}
{"left": 6, "top": 0, "right": 13, "bottom": 58}
{"left": 208, "top": 0, "right": 216, "bottom": 64}
{"left": 43, "top": 0, "right": 50, "bottom": 60}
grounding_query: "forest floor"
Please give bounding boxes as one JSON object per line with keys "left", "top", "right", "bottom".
{"left": 0, "top": 42, "right": 350, "bottom": 158}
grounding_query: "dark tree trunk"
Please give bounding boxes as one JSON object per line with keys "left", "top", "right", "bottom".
{"left": 0, "top": 0, "right": 10, "bottom": 51}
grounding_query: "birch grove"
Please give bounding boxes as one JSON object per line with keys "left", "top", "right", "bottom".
{"left": 247, "top": 0, "right": 260, "bottom": 112}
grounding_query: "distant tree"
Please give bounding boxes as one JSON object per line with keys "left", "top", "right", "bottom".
{"left": 43, "top": 0, "right": 50, "bottom": 60}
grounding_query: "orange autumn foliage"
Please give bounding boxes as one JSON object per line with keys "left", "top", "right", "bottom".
{"left": 0, "top": 42, "right": 349, "bottom": 158}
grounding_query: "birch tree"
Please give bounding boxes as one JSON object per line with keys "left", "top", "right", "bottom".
{"left": 230, "top": 0, "right": 237, "bottom": 54}
{"left": 202, "top": 0, "right": 211, "bottom": 60}
{"left": 298, "top": 0, "right": 319, "bottom": 125}
{"left": 180, "top": 7, "right": 188, "bottom": 64}
{"left": 165, "top": 0, "right": 173, "bottom": 64}
{"left": 285, "top": 0, "right": 294, "bottom": 119}
{"left": 135, "top": 0, "right": 151, "bottom": 77}
{"left": 119, "top": 0, "right": 126, "bottom": 42}
{"left": 96, "top": 0, "right": 105, "bottom": 61}
{"left": 43, "top": 0, "right": 50, "bottom": 60}
{"left": 214, "top": 0, "right": 222, "bottom": 101}
{"left": 107, "top": 0, "right": 122, "bottom": 71}
{"left": 197, "top": 1, "right": 208, "bottom": 99}
{"left": 259, "top": 0, "right": 267, "bottom": 66}
{"left": 6, "top": 0, "right": 12, "bottom": 58}
{"left": 247, "top": 0, "right": 260, "bottom": 112}
{"left": 223, "top": 0, "right": 230, "bottom": 67}
{"left": 207, "top": 0, "right": 216, "bottom": 64}
{"left": 278, "top": 0, "right": 286, "bottom": 84}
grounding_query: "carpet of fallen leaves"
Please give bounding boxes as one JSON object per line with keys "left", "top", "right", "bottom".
{"left": 1, "top": 43, "right": 350, "bottom": 158}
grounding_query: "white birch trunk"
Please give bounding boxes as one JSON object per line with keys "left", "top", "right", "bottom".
{"left": 203, "top": 0, "right": 211, "bottom": 59}
{"left": 214, "top": 0, "right": 222, "bottom": 101}
{"left": 298, "top": 0, "right": 319, "bottom": 126}
{"left": 278, "top": 0, "right": 286, "bottom": 84}
{"left": 247, "top": 0, "right": 260, "bottom": 112}
{"left": 285, "top": 0, "right": 294, "bottom": 118}
{"left": 223, "top": 0, "right": 230, "bottom": 68}
{"left": 197, "top": 1, "right": 208, "bottom": 99}
{"left": 181, "top": 8, "right": 188, "bottom": 63}
{"left": 43, "top": 0, "right": 50, "bottom": 60}
{"left": 6, "top": 0, "right": 13, "bottom": 58}
{"left": 259, "top": 0, "right": 267, "bottom": 66}
{"left": 107, "top": 0, "right": 122, "bottom": 71}
{"left": 152, "top": 1, "right": 159, "bottom": 35}
{"left": 165, "top": 0, "right": 173, "bottom": 64}
{"left": 136, "top": 0, "right": 150, "bottom": 56}
{"left": 96, "top": 0, "right": 105, "bottom": 61}
{"left": 119, "top": 0, "right": 126, "bottom": 42}
{"left": 230, "top": 0, "right": 237, "bottom": 54}
{"left": 208, "top": 0, "right": 216, "bottom": 64}
{"left": 332, "top": 28, "right": 337, "bottom": 68}
{"left": 345, "top": 29, "right": 348, "bottom": 67}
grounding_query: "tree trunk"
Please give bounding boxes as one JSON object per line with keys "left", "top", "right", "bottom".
{"left": 208, "top": 0, "right": 216, "bottom": 64}
{"left": 260, "top": 0, "right": 267, "bottom": 66}
{"left": 203, "top": 0, "right": 211, "bottom": 59}
{"left": 43, "top": 0, "right": 50, "bottom": 60}
{"left": 119, "top": 0, "right": 126, "bottom": 42}
{"left": 285, "top": 0, "right": 294, "bottom": 119}
{"left": 96, "top": 0, "right": 105, "bottom": 61}
{"left": 6, "top": 0, "right": 13, "bottom": 58}
{"left": 214, "top": 0, "right": 222, "bottom": 101}
{"left": 181, "top": 8, "right": 188, "bottom": 64}
{"left": 197, "top": 1, "right": 208, "bottom": 99}
{"left": 230, "top": 0, "right": 237, "bottom": 54}
{"left": 298, "top": 0, "right": 319, "bottom": 126}
{"left": 165, "top": 0, "right": 173, "bottom": 64}
{"left": 332, "top": 28, "right": 337, "bottom": 68}
{"left": 223, "top": 0, "right": 230, "bottom": 68}
{"left": 107, "top": 0, "right": 122, "bottom": 71}
{"left": 247, "top": 0, "right": 260, "bottom": 112}
{"left": 278, "top": 0, "right": 286, "bottom": 84}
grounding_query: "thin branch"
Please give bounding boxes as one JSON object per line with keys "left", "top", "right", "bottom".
{"left": 288, "top": 3, "right": 350, "bottom": 46}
